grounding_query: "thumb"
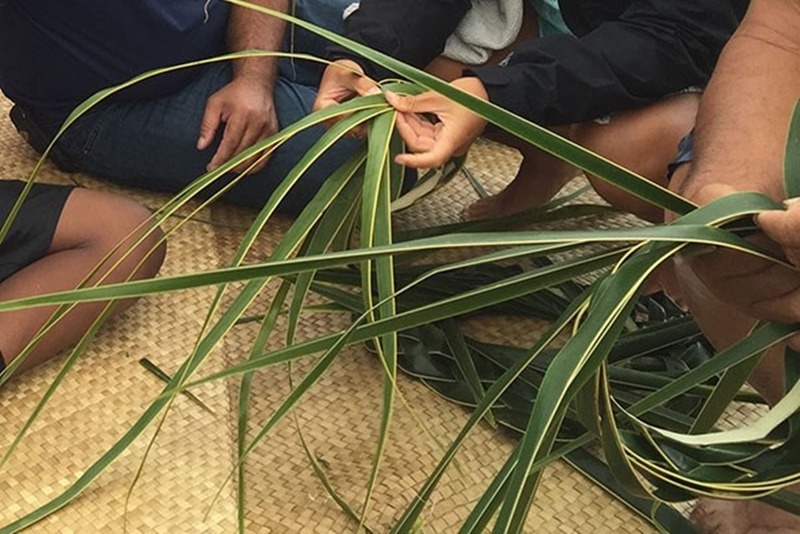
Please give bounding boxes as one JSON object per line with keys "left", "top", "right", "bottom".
{"left": 313, "top": 94, "right": 338, "bottom": 113}
{"left": 755, "top": 202, "right": 800, "bottom": 244}
{"left": 353, "top": 76, "right": 380, "bottom": 96}
{"left": 197, "top": 99, "right": 223, "bottom": 150}
{"left": 385, "top": 91, "right": 426, "bottom": 114}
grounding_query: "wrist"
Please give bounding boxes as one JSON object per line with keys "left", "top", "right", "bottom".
{"left": 232, "top": 57, "right": 278, "bottom": 89}
{"left": 452, "top": 76, "right": 489, "bottom": 102}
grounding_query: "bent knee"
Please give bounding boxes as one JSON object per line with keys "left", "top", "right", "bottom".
{"left": 112, "top": 203, "right": 166, "bottom": 280}
{"left": 68, "top": 189, "right": 166, "bottom": 279}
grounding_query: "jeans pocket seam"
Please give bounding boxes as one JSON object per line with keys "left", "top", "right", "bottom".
{"left": 79, "top": 109, "right": 112, "bottom": 157}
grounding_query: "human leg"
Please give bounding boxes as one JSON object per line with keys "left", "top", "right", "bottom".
{"left": 576, "top": 92, "right": 700, "bottom": 222}
{"left": 464, "top": 93, "right": 700, "bottom": 222}
{"left": 28, "top": 1, "right": 359, "bottom": 217}
{"left": 463, "top": 127, "right": 577, "bottom": 221}
{"left": 0, "top": 185, "right": 165, "bottom": 376}
{"left": 665, "top": 163, "right": 800, "bottom": 533}
{"left": 51, "top": 63, "right": 359, "bottom": 217}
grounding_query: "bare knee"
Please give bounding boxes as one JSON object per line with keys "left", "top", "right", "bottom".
{"left": 101, "top": 198, "right": 166, "bottom": 281}
{"left": 55, "top": 189, "right": 166, "bottom": 282}
{"left": 573, "top": 121, "right": 662, "bottom": 220}
{"left": 576, "top": 94, "right": 699, "bottom": 170}
{"left": 574, "top": 94, "right": 700, "bottom": 222}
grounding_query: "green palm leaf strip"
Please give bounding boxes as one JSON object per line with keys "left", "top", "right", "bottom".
{"left": 179, "top": 248, "right": 626, "bottom": 391}
{"left": 0, "top": 212, "right": 779, "bottom": 315}
{"left": 461, "top": 322, "right": 794, "bottom": 530}
{"left": 181, "top": 107, "right": 381, "bottom": 529}
{"left": 231, "top": 144, "right": 368, "bottom": 532}
{"left": 227, "top": 0, "right": 695, "bottom": 216}
{"left": 236, "top": 281, "right": 292, "bottom": 533}
{"left": 563, "top": 448, "right": 698, "bottom": 534}
{"left": 209, "top": 121, "right": 411, "bottom": 522}
{"left": 441, "top": 319, "right": 497, "bottom": 428}
{"left": 358, "top": 110, "right": 400, "bottom": 525}
{"left": 213, "top": 130, "right": 372, "bottom": 521}
{"left": 391, "top": 292, "right": 591, "bottom": 532}
{"left": 278, "top": 177, "right": 364, "bottom": 529}
{"left": 162, "top": 107, "right": 379, "bottom": 524}
{"left": 492, "top": 194, "right": 790, "bottom": 531}
{"left": 688, "top": 336, "right": 765, "bottom": 434}
{"left": 294, "top": 414, "right": 376, "bottom": 533}
{"left": 197, "top": 227, "right": 627, "bottom": 532}
{"left": 598, "top": 362, "right": 653, "bottom": 498}
{"left": 627, "top": 322, "right": 796, "bottom": 417}
{"left": 784, "top": 98, "right": 800, "bottom": 198}
{"left": 646, "top": 379, "right": 800, "bottom": 449}
{"left": 615, "top": 322, "right": 798, "bottom": 502}
{"left": 0, "top": 96, "right": 386, "bottom": 534}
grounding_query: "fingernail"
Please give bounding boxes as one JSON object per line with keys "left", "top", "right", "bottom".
{"left": 366, "top": 87, "right": 381, "bottom": 96}
{"left": 784, "top": 197, "right": 800, "bottom": 208}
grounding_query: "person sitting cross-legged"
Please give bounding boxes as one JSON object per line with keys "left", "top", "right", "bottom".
{"left": 0, "top": 0, "right": 362, "bottom": 218}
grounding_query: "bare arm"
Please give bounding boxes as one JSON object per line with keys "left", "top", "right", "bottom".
{"left": 680, "top": 0, "right": 800, "bottom": 201}
{"left": 197, "top": 0, "right": 289, "bottom": 173}
{"left": 675, "top": 0, "right": 800, "bottom": 348}
{"left": 227, "top": 0, "right": 288, "bottom": 91}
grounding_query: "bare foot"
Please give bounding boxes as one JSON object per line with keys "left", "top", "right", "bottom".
{"left": 462, "top": 149, "right": 576, "bottom": 221}
{"left": 462, "top": 188, "right": 538, "bottom": 221}
{"left": 692, "top": 498, "right": 800, "bottom": 533}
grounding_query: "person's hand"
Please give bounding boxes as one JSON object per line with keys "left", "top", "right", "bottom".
{"left": 197, "top": 76, "right": 279, "bottom": 175}
{"left": 757, "top": 197, "right": 800, "bottom": 268}
{"left": 313, "top": 59, "right": 379, "bottom": 137}
{"left": 683, "top": 183, "right": 800, "bottom": 349}
{"left": 384, "top": 76, "right": 489, "bottom": 169}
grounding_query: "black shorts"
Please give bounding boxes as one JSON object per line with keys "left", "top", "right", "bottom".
{"left": 0, "top": 180, "right": 74, "bottom": 284}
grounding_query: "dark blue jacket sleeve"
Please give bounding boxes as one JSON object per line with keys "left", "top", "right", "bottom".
{"left": 469, "top": 0, "right": 744, "bottom": 125}
{"left": 327, "top": 0, "right": 471, "bottom": 80}
{"left": 330, "top": 0, "right": 744, "bottom": 126}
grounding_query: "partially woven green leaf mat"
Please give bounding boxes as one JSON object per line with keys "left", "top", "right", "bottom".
{"left": 0, "top": 92, "right": 737, "bottom": 532}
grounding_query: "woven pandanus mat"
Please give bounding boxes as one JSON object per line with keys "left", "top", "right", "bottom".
{"left": 1, "top": 89, "right": 754, "bottom": 532}
{"left": 205, "top": 148, "right": 656, "bottom": 531}
{"left": 0, "top": 94, "right": 238, "bottom": 533}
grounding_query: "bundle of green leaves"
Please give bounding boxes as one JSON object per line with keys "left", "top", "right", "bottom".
{"left": 1, "top": 1, "right": 798, "bottom": 531}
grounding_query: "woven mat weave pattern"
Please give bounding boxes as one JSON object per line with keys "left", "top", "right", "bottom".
{"left": 0, "top": 93, "right": 666, "bottom": 532}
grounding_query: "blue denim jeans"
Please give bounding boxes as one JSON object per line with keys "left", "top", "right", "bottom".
{"left": 52, "top": 0, "right": 360, "bottom": 216}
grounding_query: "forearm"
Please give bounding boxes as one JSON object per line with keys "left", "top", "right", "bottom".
{"left": 682, "top": 0, "right": 800, "bottom": 201}
{"left": 227, "top": 0, "right": 288, "bottom": 89}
